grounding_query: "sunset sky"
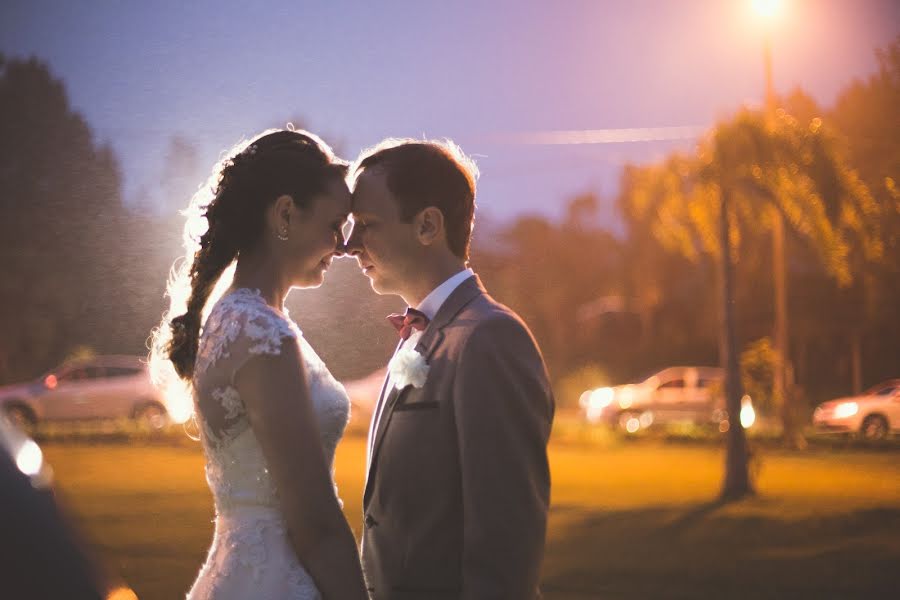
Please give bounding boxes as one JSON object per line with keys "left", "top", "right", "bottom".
{"left": 2, "top": 0, "right": 897, "bottom": 227}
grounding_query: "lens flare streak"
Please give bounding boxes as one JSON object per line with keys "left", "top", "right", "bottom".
{"left": 496, "top": 126, "right": 706, "bottom": 146}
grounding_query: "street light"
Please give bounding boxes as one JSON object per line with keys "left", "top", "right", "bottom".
{"left": 751, "top": 0, "right": 796, "bottom": 444}
{"left": 751, "top": 0, "right": 783, "bottom": 20}
{"left": 751, "top": 0, "right": 783, "bottom": 109}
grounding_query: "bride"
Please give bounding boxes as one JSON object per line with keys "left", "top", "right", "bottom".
{"left": 150, "top": 129, "right": 368, "bottom": 599}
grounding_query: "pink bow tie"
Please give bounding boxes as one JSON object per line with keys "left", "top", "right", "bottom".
{"left": 387, "top": 308, "right": 430, "bottom": 341}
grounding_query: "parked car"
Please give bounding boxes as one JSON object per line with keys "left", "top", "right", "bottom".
{"left": 813, "top": 379, "right": 900, "bottom": 440}
{"left": 580, "top": 366, "right": 755, "bottom": 433}
{"left": 0, "top": 355, "right": 169, "bottom": 430}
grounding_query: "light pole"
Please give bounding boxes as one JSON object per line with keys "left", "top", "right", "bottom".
{"left": 751, "top": 0, "right": 797, "bottom": 445}
{"left": 762, "top": 24, "right": 775, "bottom": 110}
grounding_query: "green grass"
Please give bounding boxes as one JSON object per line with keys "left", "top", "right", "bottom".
{"left": 43, "top": 434, "right": 900, "bottom": 599}
{"left": 544, "top": 439, "right": 900, "bottom": 598}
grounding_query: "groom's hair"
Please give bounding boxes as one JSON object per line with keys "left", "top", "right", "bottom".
{"left": 352, "top": 139, "right": 478, "bottom": 260}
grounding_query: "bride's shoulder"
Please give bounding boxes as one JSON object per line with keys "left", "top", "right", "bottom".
{"left": 204, "top": 288, "right": 297, "bottom": 339}
{"left": 196, "top": 289, "right": 298, "bottom": 376}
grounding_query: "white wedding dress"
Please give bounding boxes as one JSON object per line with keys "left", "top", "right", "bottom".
{"left": 186, "top": 288, "right": 350, "bottom": 600}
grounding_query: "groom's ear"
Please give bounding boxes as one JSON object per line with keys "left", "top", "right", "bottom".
{"left": 414, "top": 207, "right": 445, "bottom": 247}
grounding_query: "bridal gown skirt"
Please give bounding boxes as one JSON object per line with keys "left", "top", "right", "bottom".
{"left": 186, "top": 505, "right": 321, "bottom": 600}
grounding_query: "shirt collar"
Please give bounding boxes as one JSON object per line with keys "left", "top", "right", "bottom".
{"left": 416, "top": 268, "right": 475, "bottom": 321}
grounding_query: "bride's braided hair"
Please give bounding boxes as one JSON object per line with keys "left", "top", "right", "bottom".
{"left": 159, "top": 129, "right": 347, "bottom": 381}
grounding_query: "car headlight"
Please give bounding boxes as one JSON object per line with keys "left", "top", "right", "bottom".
{"left": 833, "top": 401, "right": 859, "bottom": 419}
{"left": 589, "top": 387, "right": 614, "bottom": 408}
{"left": 740, "top": 395, "right": 756, "bottom": 428}
{"left": 578, "top": 390, "right": 592, "bottom": 408}
{"left": 0, "top": 418, "right": 52, "bottom": 489}
{"left": 585, "top": 387, "right": 614, "bottom": 421}
{"left": 617, "top": 386, "right": 634, "bottom": 409}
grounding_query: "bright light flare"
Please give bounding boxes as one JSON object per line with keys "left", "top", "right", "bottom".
{"left": 585, "top": 387, "right": 614, "bottom": 422}
{"left": 751, "top": 0, "right": 783, "bottom": 19}
{"left": 740, "top": 395, "right": 756, "bottom": 429}
{"left": 165, "top": 379, "right": 194, "bottom": 424}
{"left": 578, "top": 390, "right": 591, "bottom": 408}
{"left": 499, "top": 126, "right": 706, "bottom": 146}
{"left": 16, "top": 439, "right": 43, "bottom": 476}
{"left": 590, "top": 387, "right": 614, "bottom": 408}
{"left": 833, "top": 401, "right": 859, "bottom": 419}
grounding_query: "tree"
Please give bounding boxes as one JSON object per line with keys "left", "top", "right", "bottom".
{"left": 0, "top": 56, "right": 128, "bottom": 382}
{"left": 753, "top": 45, "right": 899, "bottom": 401}
{"left": 830, "top": 38, "right": 900, "bottom": 209}
{"left": 621, "top": 108, "right": 881, "bottom": 498}
{"left": 156, "top": 135, "right": 201, "bottom": 214}
{"left": 471, "top": 194, "right": 626, "bottom": 395}
{"left": 826, "top": 37, "right": 900, "bottom": 393}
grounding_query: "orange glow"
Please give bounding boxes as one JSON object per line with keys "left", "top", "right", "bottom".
{"left": 44, "top": 374, "right": 57, "bottom": 389}
{"left": 106, "top": 587, "right": 139, "bottom": 600}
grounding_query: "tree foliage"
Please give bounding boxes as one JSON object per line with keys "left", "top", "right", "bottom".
{"left": 0, "top": 56, "right": 128, "bottom": 381}
{"left": 624, "top": 109, "right": 881, "bottom": 287}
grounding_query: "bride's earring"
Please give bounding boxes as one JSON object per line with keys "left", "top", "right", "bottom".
{"left": 277, "top": 226, "right": 289, "bottom": 241}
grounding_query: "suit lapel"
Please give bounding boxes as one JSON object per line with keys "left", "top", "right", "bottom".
{"left": 364, "top": 339, "right": 400, "bottom": 470}
{"left": 414, "top": 275, "right": 484, "bottom": 359}
{"left": 372, "top": 339, "right": 402, "bottom": 424}
{"left": 363, "top": 275, "right": 486, "bottom": 507}
{"left": 371, "top": 384, "right": 403, "bottom": 466}
{"left": 364, "top": 383, "right": 404, "bottom": 506}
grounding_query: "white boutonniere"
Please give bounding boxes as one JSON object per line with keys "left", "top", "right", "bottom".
{"left": 388, "top": 332, "right": 430, "bottom": 391}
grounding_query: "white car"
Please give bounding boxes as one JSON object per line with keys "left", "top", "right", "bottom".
{"left": 0, "top": 355, "right": 169, "bottom": 430}
{"left": 580, "top": 366, "right": 755, "bottom": 433}
{"left": 813, "top": 379, "right": 900, "bottom": 440}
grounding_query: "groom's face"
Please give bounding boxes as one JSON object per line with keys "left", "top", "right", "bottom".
{"left": 347, "top": 168, "right": 421, "bottom": 296}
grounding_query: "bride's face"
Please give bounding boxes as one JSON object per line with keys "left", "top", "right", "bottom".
{"left": 282, "top": 178, "right": 350, "bottom": 288}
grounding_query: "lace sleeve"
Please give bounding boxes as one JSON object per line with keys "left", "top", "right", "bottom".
{"left": 193, "top": 289, "right": 299, "bottom": 443}
{"left": 196, "top": 289, "right": 298, "bottom": 383}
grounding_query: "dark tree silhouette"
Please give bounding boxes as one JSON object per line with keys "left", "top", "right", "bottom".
{"left": 0, "top": 56, "right": 128, "bottom": 381}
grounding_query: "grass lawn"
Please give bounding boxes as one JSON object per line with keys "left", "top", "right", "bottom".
{"left": 43, "top": 435, "right": 900, "bottom": 599}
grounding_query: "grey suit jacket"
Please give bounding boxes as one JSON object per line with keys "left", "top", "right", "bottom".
{"left": 361, "top": 275, "right": 554, "bottom": 600}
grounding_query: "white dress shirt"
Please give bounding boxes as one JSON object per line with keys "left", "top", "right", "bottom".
{"left": 366, "top": 268, "right": 475, "bottom": 472}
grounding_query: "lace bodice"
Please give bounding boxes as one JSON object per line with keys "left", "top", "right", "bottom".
{"left": 192, "top": 288, "right": 350, "bottom": 513}
{"left": 186, "top": 288, "right": 349, "bottom": 598}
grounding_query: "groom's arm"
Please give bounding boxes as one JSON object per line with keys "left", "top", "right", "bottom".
{"left": 453, "top": 314, "right": 554, "bottom": 600}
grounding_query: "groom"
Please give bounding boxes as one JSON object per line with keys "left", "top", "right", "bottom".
{"left": 345, "top": 139, "right": 554, "bottom": 599}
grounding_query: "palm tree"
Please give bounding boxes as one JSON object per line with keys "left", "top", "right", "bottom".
{"left": 621, "top": 108, "right": 881, "bottom": 498}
